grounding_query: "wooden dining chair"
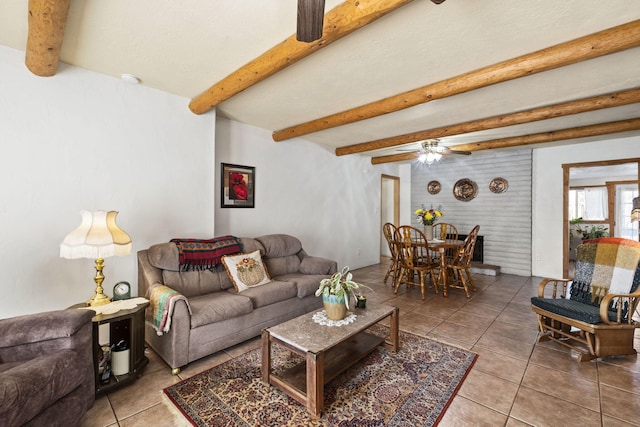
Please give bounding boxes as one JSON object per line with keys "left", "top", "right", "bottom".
{"left": 433, "top": 222, "right": 458, "bottom": 241}
{"left": 394, "top": 226, "right": 439, "bottom": 300}
{"left": 445, "top": 225, "right": 480, "bottom": 298}
{"left": 382, "top": 222, "right": 401, "bottom": 287}
{"left": 431, "top": 222, "right": 459, "bottom": 262}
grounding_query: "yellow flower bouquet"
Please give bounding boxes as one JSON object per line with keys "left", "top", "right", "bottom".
{"left": 415, "top": 205, "right": 443, "bottom": 226}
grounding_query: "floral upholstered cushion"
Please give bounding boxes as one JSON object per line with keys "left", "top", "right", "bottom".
{"left": 221, "top": 250, "right": 271, "bottom": 292}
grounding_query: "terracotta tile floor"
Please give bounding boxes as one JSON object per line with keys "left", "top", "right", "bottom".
{"left": 80, "top": 262, "right": 640, "bottom": 426}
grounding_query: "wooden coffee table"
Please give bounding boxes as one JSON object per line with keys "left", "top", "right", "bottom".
{"left": 261, "top": 304, "right": 399, "bottom": 419}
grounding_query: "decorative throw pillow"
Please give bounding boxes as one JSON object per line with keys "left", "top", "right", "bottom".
{"left": 221, "top": 250, "right": 271, "bottom": 292}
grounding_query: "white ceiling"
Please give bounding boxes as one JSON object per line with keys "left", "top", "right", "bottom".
{"left": 1, "top": 0, "right": 639, "bottom": 162}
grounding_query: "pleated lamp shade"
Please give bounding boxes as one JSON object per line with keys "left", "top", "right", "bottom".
{"left": 60, "top": 210, "right": 132, "bottom": 259}
{"left": 60, "top": 210, "right": 132, "bottom": 306}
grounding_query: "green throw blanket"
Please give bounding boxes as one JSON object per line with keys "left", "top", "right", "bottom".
{"left": 148, "top": 283, "right": 191, "bottom": 336}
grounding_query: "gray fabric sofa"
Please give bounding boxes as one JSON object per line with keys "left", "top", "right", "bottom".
{"left": 0, "top": 309, "right": 95, "bottom": 427}
{"left": 137, "top": 234, "right": 337, "bottom": 373}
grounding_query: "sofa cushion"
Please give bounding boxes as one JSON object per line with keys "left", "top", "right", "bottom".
{"left": 222, "top": 250, "right": 272, "bottom": 292}
{"left": 276, "top": 273, "right": 326, "bottom": 298}
{"left": 0, "top": 350, "right": 85, "bottom": 426}
{"left": 233, "top": 280, "right": 298, "bottom": 308}
{"left": 299, "top": 256, "right": 337, "bottom": 275}
{"left": 0, "top": 362, "right": 21, "bottom": 374}
{"left": 263, "top": 255, "right": 301, "bottom": 277}
{"left": 188, "top": 293, "right": 253, "bottom": 328}
{"left": 239, "top": 237, "right": 266, "bottom": 256}
{"left": 148, "top": 243, "right": 181, "bottom": 271}
{"left": 162, "top": 266, "right": 233, "bottom": 298}
{"left": 257, "top": 234, "right": 302, "bottom": 258}
{"left": 531, "top": 297, "right": 622, "bottom": 324}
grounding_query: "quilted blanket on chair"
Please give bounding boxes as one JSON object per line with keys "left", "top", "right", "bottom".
{"left": 571, "top": 237, "right": 640, "bottom": 305}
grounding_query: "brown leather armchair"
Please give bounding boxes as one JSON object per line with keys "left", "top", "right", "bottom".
{"left": 0, "top": 309, "right": 95, "bottom": 426}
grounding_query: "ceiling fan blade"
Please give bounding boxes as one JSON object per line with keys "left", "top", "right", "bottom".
{"left": 297, "top": 0, "right": 325, "bottom": 43}
{"left": 441, "top": 147, "right": 472, "bottom": 155}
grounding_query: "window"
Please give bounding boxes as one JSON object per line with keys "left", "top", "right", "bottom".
{"left": 616, "top": 184, "right": 639, "bottom": 240}
{"left": 569, "top": 187, "right": 608, "bottom": 221}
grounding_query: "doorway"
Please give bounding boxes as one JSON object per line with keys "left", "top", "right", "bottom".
{"left": 562, "top": 158, "right": 640, "bottom": 277}
{"left": 380, "top": 174, "right": 399, "bottom": 259}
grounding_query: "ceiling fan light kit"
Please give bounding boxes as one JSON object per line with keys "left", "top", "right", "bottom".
{"left": 418, "top": 151, "right": 442, "bottom": 165}
{"left": 414, "top": 138, "right": 470, "bottom": 165}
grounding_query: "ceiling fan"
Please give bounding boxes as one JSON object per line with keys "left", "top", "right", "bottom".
{"left": 400, "top": 139, "right": 471, "bottom": 165}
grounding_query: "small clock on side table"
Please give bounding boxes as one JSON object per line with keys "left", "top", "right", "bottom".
{"left": 113, "top": 281, "right": 131, "bottom": 301}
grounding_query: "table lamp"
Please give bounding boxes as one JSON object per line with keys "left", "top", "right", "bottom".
{"left": 60, "top": 210, "right": 132, "bottom": 306}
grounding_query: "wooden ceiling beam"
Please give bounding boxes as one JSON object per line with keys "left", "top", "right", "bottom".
{"left": 189, "top": 0, "right": 414, "bottom": 115}
{"left": 336, "top": 88, "right": 640, "bottom": 155}
{"left": 371, "top": 118, "right": 640, "bottom": 164}
{"left": 273, "top": 19, "right": 640, "bottom": 141}
{"left": 25, "top": 0, "right": 71, "bottom": 77}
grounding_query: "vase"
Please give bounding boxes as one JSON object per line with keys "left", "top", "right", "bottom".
{"left": 424, "top": 224, "right": 434, "bottom": 241}
{"left": 322, "top": 294, "right": 347, "bottom": 320}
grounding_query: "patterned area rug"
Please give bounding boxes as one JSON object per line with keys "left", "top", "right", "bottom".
{"left": 164, "top": 325, "right": 477, "bottom": 426}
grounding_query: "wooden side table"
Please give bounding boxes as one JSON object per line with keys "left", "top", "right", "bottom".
{"left": 70, "top": 301, "right": 149, "bottom": 395}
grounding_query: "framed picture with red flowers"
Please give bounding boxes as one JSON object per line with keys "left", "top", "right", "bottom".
{"left": 221, "top": 163, "right": 255, "bottom": 208}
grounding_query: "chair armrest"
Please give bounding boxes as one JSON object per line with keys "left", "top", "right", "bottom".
{"left": 599, "top": 287, "right": 640, "bottom": 325}
{"left": 537, "top": 278, "right": 571, "bottom": 298}
{"left": 299, "top": 256, "right": 338, "bottom": 275}
{"left": 0, "top": 309, "right": 94, "bottom": 349}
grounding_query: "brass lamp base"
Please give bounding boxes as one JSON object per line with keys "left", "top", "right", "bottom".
{"left": 87, "top": 292, "right": 112, "bottom": 307}
{"left": 87, "top": 258, "right": 112, "bottom": 307}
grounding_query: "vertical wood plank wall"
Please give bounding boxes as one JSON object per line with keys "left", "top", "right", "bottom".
{"left": 411, "top": 149, "right": 532, "bottom": 276}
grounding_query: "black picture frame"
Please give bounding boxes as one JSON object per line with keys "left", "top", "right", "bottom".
{"left": 221, "top": 163, "right": 255, "bottom": 208}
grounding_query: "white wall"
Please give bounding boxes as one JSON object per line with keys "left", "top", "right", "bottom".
{"left": 214, "top": 117, "right": 401, "bottom": 269}
{"left": 380, "top": 176, "right": 395, "bottom": 257}
{"left": 532, "top": 135, "right": 640, "bottom": 278}
{"left": 399, "top": 164, "right": 413, "bottom": 225}
{"left": 0, "top": 46, "right": 215, "bottom": 318}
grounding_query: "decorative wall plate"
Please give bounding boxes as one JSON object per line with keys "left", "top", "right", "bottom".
{"left": 453, "top": 178, "right": 478, "bottom": 202}
{"left": 427, "top": 180, "right": 441, "bottom": 195}
{"left": 489, "top": 177, "right": 509, "bottom": 193}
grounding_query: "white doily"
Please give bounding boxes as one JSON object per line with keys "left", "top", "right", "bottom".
{"left": 312, "top": 310, "right": 357, "bottom": 327}
{"left": 78, "top": 297, "right": 149, "bottom": 315}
